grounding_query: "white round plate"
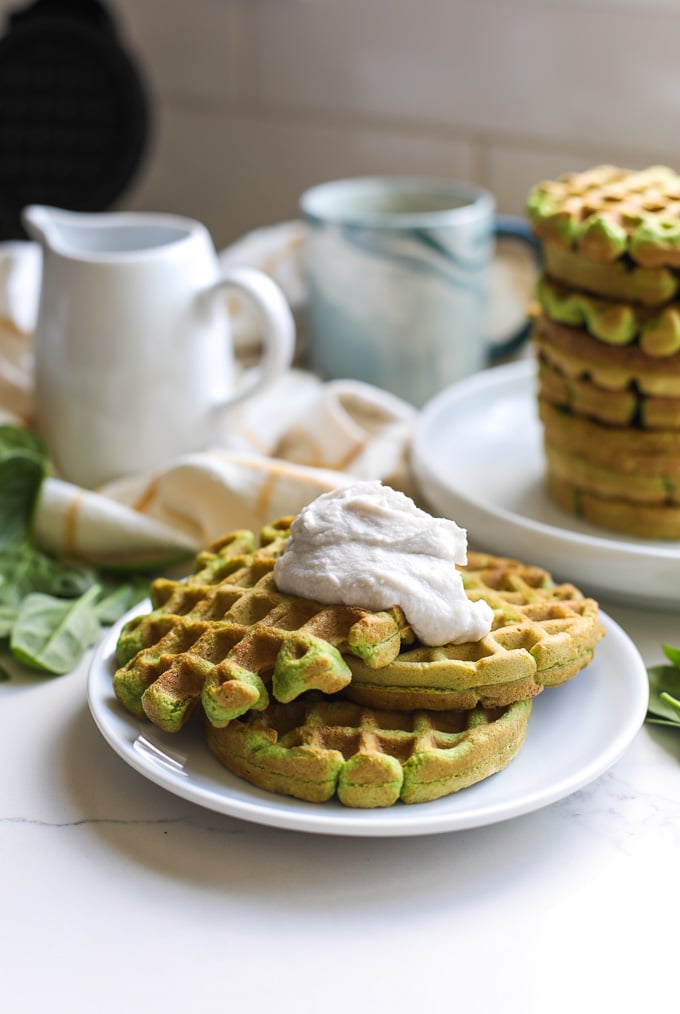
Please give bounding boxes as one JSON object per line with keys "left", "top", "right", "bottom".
{"left": 412, "top": 358, "right": 680, "bottom": 608}
{"left": 88, "top": 605, "right": 648, "bottom": 837}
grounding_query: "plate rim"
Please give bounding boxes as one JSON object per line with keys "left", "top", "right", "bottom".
{"left": 87, "top": 605, "right": 648, "bottom": 838}
{"left": 409, "top": 358, "right": 680, "bottom": 608}
{"left": 415, "top": 356, "right": 680, "bottom": 563}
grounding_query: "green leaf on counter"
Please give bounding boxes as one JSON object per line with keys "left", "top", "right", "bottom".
{"left": 10, "top": 585, "right": 102, "bottom": 675}
{"left": 660, "top": 691, "right": 680, "bottom": 716}
{"left": 0, "top": 663, "right": 10, "bottom": 682}
{"left": 646, "top": 644, "right": 680, "bottom": 728}
{"left": 0, "top": 425, "right": 45, "bottom": 458}
{"left": 662, "top": 642, "right": 680, "bottom": 668}
{"left": 0, "top": 544, "right": 96, "bottom": 608}
{"left": 0, "top": 425, "right": 48, "bottom": 549}
{"left": 94, "top": 576, "right": 149, "bottom": 625}
{"left": 0, "top": 604, "right": 18, "bottom": 638}
{"left": 0, "top": 423, "right": 153, "bottom": 677}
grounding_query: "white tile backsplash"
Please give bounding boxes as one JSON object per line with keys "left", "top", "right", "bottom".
{"left": 125, "top": 103, "right": 477, "bottom": 247}
{"left": 113, "top": 0, "right": 252, "bottom": 102}
{"left": 252, "top": 0, "right": 680, "bottom": 152}
{"left": 4, "top": 0, "right": 680, "bottom": 239}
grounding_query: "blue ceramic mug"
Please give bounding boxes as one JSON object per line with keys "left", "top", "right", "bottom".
{"left": 300, "top": 176, "right": 539, "bottom": 407}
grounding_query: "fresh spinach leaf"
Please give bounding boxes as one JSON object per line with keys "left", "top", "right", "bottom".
{"left": 647, "top": 644, "right": 680, "bottom": 728}
{"left": 0, "top": 425, "right": 46, "bottom": 459}
{"left": 0, "top": 604, "right": 18, "bottom": 638}
{"left": 663, "top": 643, "right": 680, "bottom": 668}
{"left": 10, "top": 585, "right": 102, "bottom": 675}
{"left": 0, "top": 424, "right": 153, "bottom": 677}
{"left": 0, "top": 455, "right": 46, "bottom": 548}
{"left": 0, "top": 425, "right": 47, "bottom": 547}
{"left": 0, "top": 544, "right": 96, "bottom": 608}
{"left": 94, "top": 576, "right": 149, "bottom": 625}
{"left": 659, "top": 690, "right": 680, "bottom": 716}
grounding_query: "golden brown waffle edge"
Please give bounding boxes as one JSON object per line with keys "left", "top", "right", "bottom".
{"left": 205, "top": 694, "right": 532, "bottom": 807}
{"left": 341, "top": 551, "right": 604, "bottom": 710}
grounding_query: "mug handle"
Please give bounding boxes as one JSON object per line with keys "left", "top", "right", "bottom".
{"left": 201, "top": 265, "right": 295, "bottom": 408}
{"left": 488, "top": 214, "right": 542, "bottom": 361}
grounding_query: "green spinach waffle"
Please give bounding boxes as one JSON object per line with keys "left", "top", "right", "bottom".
{"left": 546, "top": 474, "right": 680, "bottom": 540}
{"left": 112, "top": 515, "right": 606, "bottom": 807}
{"left": 538, "top": 398, "right": 680, "bottom": 538}
{"left": 527, "top": 164, "right": 680, "bottom": 540}
{"left": 533, "top": 315, "right": 680, "bottom": 397}
{"left": 113, "top": 523, "right": 603, "bottom": 732}
{"left": 539, "top": 398, "right": 680, "bottom": 474}
{"left": 205, "top": 694, "right": 532, "bottom": 807}
{"left": 113, "top": 519, "right": 412, "bottom": 733}
{"left": 537, "top": 274, "right": 680, "bottom": 356}
{"left": 527, "top": 164, "right": 680, "bottom": 266}
{"left": 537, "top": 357, "right": 680, "bottom": 429}
{"left": 341, "top": 552, "right": 603, "bottom": 711}
{"left": 545, "top": 443, "right": 680, "bottom": 505}
{"left": 542, "top": 242, "right": 680, "bottom": 307}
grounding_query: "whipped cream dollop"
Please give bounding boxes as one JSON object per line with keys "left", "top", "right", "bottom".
{"left": 273, "top": 481, "right": 494, "bottom": 646}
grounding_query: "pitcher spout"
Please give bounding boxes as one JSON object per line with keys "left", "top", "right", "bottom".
{"left": 22, "top": 204, "right": 58, "bottom": 248}
{"left": 21, "top": 204, "right": 202, "bottom": 259}
{"left": 21, "top": 204, "right": 108, "bottom": 254}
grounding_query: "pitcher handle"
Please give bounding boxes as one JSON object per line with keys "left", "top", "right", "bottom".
{"left": 202, "top": 265, "right": 295, "bottom": 407}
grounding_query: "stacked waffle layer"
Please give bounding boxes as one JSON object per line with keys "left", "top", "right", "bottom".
{"left": 113, "top": 521, "right": 603, "bottom": 808}
{"left": 527, "top": 164, "right": 680, "bottom": 539}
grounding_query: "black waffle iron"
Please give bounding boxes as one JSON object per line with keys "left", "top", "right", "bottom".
{"left": 0, "top": 0, "right": 150, "bottom": 238}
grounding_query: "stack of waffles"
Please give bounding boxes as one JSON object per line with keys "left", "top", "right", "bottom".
{"left": 527, "top": 164, "right": 680, "bottom": 539}
{"left": 112, "top": 519, "right": 604, "bottom": 808}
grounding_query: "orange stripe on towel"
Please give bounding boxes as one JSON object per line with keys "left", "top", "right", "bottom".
{"left": 256, "top": 472, "right": 277, "bottom": 522}
{"left": 132, "top": 478, "right": 160, "bottom": 514}
{"left": 65, "top": 491, "right": 84, "bottom": 555}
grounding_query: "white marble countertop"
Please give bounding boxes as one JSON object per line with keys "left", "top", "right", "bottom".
{"left": 2, "top": 594, "right": 678, "bottom": 1014}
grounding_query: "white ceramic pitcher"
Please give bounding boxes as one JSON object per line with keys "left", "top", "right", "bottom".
{"left": 23, "top": 205, "right": 295, "bottom": 488}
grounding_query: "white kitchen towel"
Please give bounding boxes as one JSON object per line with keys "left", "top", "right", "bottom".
{"left": 33, "top": 377, "right": 416, "bottom": 568}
